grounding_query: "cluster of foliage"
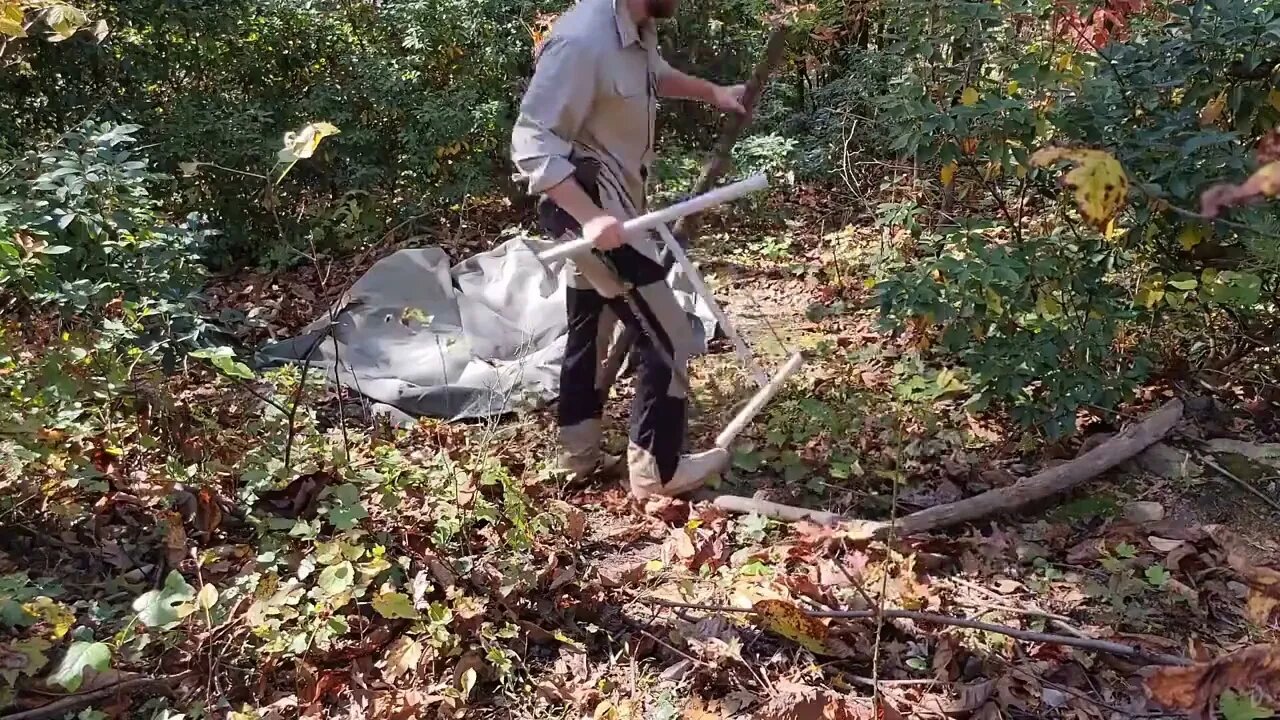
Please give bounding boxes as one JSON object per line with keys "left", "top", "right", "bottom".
{"left": 789, "top": 0, "right": 1280, "bottom": 435}
{"left": 1, "top": 0, "right": 566, "bottom": 268}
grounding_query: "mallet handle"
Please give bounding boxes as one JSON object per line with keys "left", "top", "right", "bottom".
{"left": 537, "top": 174, "right": 769, "bottom": 263}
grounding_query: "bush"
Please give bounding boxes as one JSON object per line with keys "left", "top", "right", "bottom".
{"left": 0, "top": 122, "right": 215, "bottom": 355}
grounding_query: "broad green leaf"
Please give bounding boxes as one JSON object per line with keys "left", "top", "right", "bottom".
{"left": 132, "top": 571, "right": 196, "bottom": 629}
{"left": 44, "top": 4, "right": 87, "bottom": 41}
{"left": 37, "top": 245, "right": 72, "bottom": 255}
{"left": 1219, "top": 690, "right": 1274, "bottom": 720}
{"left": 317, "top": 561, "right": 355, "bottom": 597}
{"left": 49, "top": 641, "right": 110, "bottom": 692}
{"left": 1167, "top": 273, "right": 1198, "bottom": 291}
{"left": 371, "top": 591, "right": 418, "bottom": 620}
{"left": 1144, "top": 564, "right": 1171, "bottom": 588}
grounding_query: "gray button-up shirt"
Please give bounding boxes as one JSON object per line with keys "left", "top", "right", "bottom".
{"left": 511, "top": 0, "right": 670, "bottom": 220}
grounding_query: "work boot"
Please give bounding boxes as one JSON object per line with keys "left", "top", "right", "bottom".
{"left": 556, "top": 419, "right": 624, "bottom": 484}
{"left": 627, "top": 443, "right": 730, "bottom": 500}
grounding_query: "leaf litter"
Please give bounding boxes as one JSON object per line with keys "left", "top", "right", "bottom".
{"left": 1, "top": 192, "right": 1277, "bottom": 720}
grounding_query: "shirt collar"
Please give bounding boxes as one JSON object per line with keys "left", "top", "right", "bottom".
{"left": 613, "top": 0, "right": 655, "bottom": 49}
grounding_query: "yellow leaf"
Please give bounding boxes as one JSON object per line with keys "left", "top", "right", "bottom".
{"left": 984, "top": 287, "right": 1004, "bottom": 314}
{"left": 22, "top": 597, "right": 74, "bottom": 639}
{"left": 1030, "top": 146, "right": 1130, "bottom": 229}
{"left": 1135, "top": 274, "right": 1166, "bottom": 309}
{"left": 753, "top": 599, "right": 850, "bottom": 657}
{"left": 0, "top": 1, "right": 25, "bottom": 38}
{"left": 1035, "top": 291, "right": 1063, "bottom": 318}
{"left": 960, "top": 86, "right": 980, "bottom": 107}
{"left": 1199, "top": 93, "right": 1227, "bottom": 127}
{"left": 1177, "top": 224, "right": 1205, "bottom": 251}
{"left": 940, "top": 161, "right": 957, "bottom": 187}
{"left": 1103, "top": 218, "right": 1120, "bottom": 241}
{"left": 1270, "top": 89, "right": 1280, "bottom": 113}
{"left": 278, "top": 122, "right": 341, "bottom": 164}
{"left": 1006, "top": 80, "right": 1020, "bottom": 96}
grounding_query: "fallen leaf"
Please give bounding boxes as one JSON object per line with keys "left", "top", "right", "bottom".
{"left": 1149, "top": 536, "right": 1185, "bottom": 553}
{"left": 753, "top": 599, "right": 851, "bottom": 658}
{"left": 379, "top": 637, "right": 422, "bottom": 684}
{"left": 1146, "top": 644, "right": 1280, "bottom": 719}
{"left": 757, "top": 681, "right": 901, "bottom": 720}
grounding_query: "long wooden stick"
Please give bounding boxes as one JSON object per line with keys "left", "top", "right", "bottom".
{"left": 700, "top": 399, "right": 1184, "bottom": 538}
{"left": 715, "top": 351, "right": 804, "bottom": 449}
{"left": 598, "top": 27, "right": 790, "bottom": 400}
{"left": 639, "top": 599, "right": 1192, "bottom": 667}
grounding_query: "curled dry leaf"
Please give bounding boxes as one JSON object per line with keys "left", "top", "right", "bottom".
{"left": 1030, "top": 146, "right": 1129, "bottom": 229}
{"left": 1145, "top": 643, "right": 1280, "bottom": 720}
{"left": 752, "top": 599, "right": 853, "bottom": 658}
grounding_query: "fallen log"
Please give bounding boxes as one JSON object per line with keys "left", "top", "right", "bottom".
{"left": 706, "top": 399, "right": 1184, "bottom": 539}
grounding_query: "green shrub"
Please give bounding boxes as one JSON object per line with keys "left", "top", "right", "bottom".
{"left": 0, "top": 122, "right": 215, "bottom": 355}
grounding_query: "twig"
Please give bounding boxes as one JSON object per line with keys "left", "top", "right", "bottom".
{"left": 638, "top": 599, "right": 1191, "bottom": 666}
{"left": 0, "top": 673, "right": 189, "bottom": 720}
{"left": 1201, "top": 457, "right": 1280, "bottom": 515}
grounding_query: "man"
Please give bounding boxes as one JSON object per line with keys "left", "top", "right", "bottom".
{"left": 511, "top": 0, "right": 747, "bottom": 499}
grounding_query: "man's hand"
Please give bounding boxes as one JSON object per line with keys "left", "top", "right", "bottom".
{"left": 711, "top": 84, "right": 747, "bottom": 114}
{"left": 583, "top": 214, "right": 625, "bottom": 250}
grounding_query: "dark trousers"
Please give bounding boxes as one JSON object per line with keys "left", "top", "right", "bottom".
{"left": 557, "top": 245, "right": 688, "bottom": 482}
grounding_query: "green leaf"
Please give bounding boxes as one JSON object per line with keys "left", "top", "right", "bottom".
{"left": 317, "top": 561, "right": 355, "bottom": 597}
{"left": 1114, "top": 542, "right": 1137, "bottom": 559}
{"left": 132, "top": 571, "right": 196, "bottom": 629}
{"left": 1219, "top": 690, "right": 1275, "bottom": 720}
{"left": 196, "top": 584, "right": 218, "bottom": 611}
{"left": 37, "top": 245, "right": 72, "bottom": 255}
{"left": 1144, "top": 564, "right": 1171, "bottom": 588}
{"left": 371, "top": 591, "right": 418, "bottom": 620}
{"left": 1167, "top": 272, "right": 1198, "bottom": 291}
{"left": 44, "top": 4, "right": 88, "bottom": 41}
{"left": 49, "top": 641, "right": 111, "bottom": 692}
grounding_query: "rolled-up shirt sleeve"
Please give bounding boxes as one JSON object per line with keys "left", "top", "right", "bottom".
{"left": 511, "top": 35, "right": 597, "bottom": 195}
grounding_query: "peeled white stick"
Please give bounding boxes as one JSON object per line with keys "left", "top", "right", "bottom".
{"left": 715, "top": 351, "right": 804, "bottom": 450}
{"left": 537, "top": 173, "right": 769, "bottom": 263}
{"left": 654, "top": 222, "right": 768, "bottom": 388}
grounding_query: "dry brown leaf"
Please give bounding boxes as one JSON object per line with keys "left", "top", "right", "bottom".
{"left": 757, "top": 681, "right": 902, "bottom": 720}
{"left": 1211, "top": 526, "right": 1280, "bottom": 625}
{"left": 1148, "top": 536, "right": 1184, "bottom": 553}
{"left": 1145, "top": 643, "right": 1280, "bottom": 719}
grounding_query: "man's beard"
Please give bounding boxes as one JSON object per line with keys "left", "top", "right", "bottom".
{"left": 646, "top": 0, "right": 677, "bottom": 19}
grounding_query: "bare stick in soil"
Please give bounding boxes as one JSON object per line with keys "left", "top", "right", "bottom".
{"left": 638, "top": 599, "right": 1192, "bottom": 667}
{"left": 1, "top": 674, "right": 188, "bottom": 720}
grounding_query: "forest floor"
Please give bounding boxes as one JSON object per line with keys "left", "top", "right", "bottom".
{"left": 4, "top": 189, "right": 1279, "bottom": 720}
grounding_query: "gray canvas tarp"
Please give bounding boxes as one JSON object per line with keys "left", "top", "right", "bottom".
{"left": 258, "top": 233, "right": 717, "bottom": 423}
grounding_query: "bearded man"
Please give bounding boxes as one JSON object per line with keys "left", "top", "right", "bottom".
{"left": 511, "top": 0, "right": 747, "bottom": 499}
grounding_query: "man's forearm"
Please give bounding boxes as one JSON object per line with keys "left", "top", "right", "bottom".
{"left": 544, "top": 176, "right": 607, "bottom": 226}
{"left": 656, "top": 69, "right": 719, "bottom": 104}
